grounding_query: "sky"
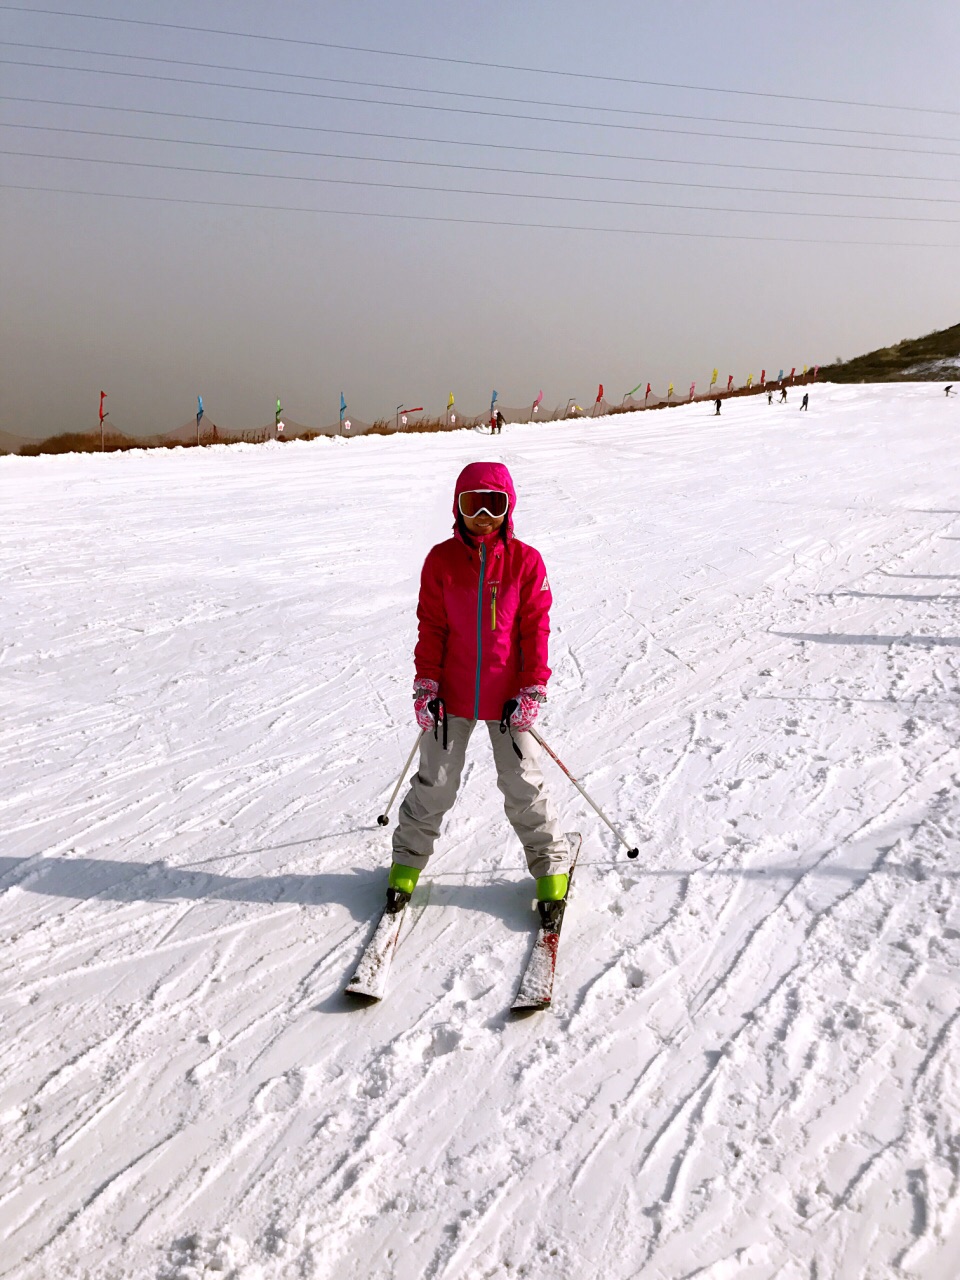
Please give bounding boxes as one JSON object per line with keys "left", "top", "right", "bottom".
{"left": 1, "top": 0, "right": 960, "bottom": 438}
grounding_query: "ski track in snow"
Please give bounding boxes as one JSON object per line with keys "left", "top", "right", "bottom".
{"left": 1, "top": 385, "right": 959, "bottom": 1279}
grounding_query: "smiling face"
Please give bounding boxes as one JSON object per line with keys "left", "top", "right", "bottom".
{"left": 453, "top": 469, "right": 515, "bottom": 544}
{"left": 457, "top": 487, "right": 510, "bottom": 539}
{"left": 462, "top": 510, "right": 506, "bottom": 538}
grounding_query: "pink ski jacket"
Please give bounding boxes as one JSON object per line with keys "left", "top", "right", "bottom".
{"left": 414, "top": 461, "right": 553, "bottom": 721}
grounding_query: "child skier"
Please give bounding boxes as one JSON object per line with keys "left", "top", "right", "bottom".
{"left": 387, "top": 461, "right": 570, "bottom": 924}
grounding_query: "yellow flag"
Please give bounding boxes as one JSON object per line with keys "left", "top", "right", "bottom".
{"left": 448, "top": 392, "right": 455, "bottom": 408}
{"left": 667, "top": 382, "right": 674, "bottom": 398}
{"left": 802, "top": 365, "right": 808, "bottom": 375}
{"left": 711, "top": 368, "right": 718, "bottom": 385}
{"left": 746, "top": 374, "right": 753, "bottom": 387}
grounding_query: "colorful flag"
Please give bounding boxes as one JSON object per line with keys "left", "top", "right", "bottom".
{"left": 627, "top": 382, "right": 643, "bottom": 398}
{"left": 761, "top": 370, "right": 766, "bottom": 386}
{"left": 196, "top": 395, "right": 204, "bottom": 428}
{"left": 645, "top": 383, "right": 651, "bottom": 399}
{"left": 803, "top": 364, "right": 808, "bottom": 375}
{"left": 596, "top": 384, "right": 604, "bottom": 403}
{"left": 727, "top": 375, "right": 733, "bottom": 391}
{"left": 340, "top": 392, "right": 347, "bottom": 423}
{"left": 813, "top": 365, "right": 820, "bottom": 379}
{"left": 711, "top": 368, "right": 718, "bottom": 386}
{"left": 790, "top": 367, "right": 796, "bottom": 380}
{"left": 447, "top": 392, "right": 455, "bottom": 409}
{"left": 491, "top": 390, "right": 498, "bottom": 412}
{"left": 275, "top": 398, "right": 282, "bottom": 426}
{"left": 667, "top": 383, "right": 674, "bottom": 399}
{"left": 777, "top": 369, "right": 784, "bottom": 383}
{"left": 689, "top": 382, "right": 696, "bottom": 400}
{"left": 746, "top": 374, "right": 753, "bottom": 388}
{"left": 99, "top": 390, "right": 107, "bottom": 423}
{"left": 532, "top": 389, "right": 543, "bottom": 414}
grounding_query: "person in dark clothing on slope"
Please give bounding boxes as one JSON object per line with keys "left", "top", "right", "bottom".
{"left": 714, "top": 398, "right": 722, "bottom": 415}
{"left": 800, "top": 393, "right": 809, "bottom": 411}
{"left": 779, "top": 386, "right": 788, "bottom": 403}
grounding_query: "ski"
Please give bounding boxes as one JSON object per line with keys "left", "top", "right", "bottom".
{"left": 512, "top": 833, "right": 582, "bottom": 1012}
{"left": 345, "top": 898, "right": 408, "bottom": 1000}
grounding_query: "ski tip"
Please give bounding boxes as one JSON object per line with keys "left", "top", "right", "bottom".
{"left": 344, "top": 985, "right": 383, "bottom": 1003}
{"left": 511, "top": 998, "right": 551, "bottom": 1013}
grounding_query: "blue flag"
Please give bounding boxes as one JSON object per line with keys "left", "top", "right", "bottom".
{"left": 777, "top": 369, "right": 784, "bottom": 383}
{"left": 490, "top": 390, "right": 498, "bottom": 412}
{"left": 196, "top": 395, "right": 204, "bottom": 427}
{"left": 340, "top": 392, "right": 347, "bottom": 422}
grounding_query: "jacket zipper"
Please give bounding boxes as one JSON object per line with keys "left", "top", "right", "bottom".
{"left": 473, "top": 543, "right": 487, "bottom": 719}
{"left": 490, "top": 584, "right": 498, "bottom": 631}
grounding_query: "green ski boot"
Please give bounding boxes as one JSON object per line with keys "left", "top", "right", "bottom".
{"left": 386, "top": 863, "right": 420, "bottom": 915}
{"left": 535, "top": 872, "right": 569, "bottom": 930}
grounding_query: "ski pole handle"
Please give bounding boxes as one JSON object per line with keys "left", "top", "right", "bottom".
{"left": 530, "top": 728, "right": 640, "bottom": 858}
{"left": 377, "top": 731, "right": 424, "bottom": 826}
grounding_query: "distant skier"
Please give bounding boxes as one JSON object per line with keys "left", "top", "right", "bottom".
{"left": 767, "top": 390, "right": 773, "bottom": 405}
{"left": 779, "top": 386, "right": 788, "bottom": 403}
{"left": 800, "top": 393, "right": 809, "bottom": 411}
{"left": 946, "top": 385, "right": 954, "bottom": 397}
{"left": 386, "top": 462, "right": 570, "bottom": 924}
{"left": 493, "top": 408, "right": 505, "bottom": 434}
{"left": 714, "top": 398, "right": 722, "bottom": 415}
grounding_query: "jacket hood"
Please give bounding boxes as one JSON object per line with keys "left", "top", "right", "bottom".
{"left": 452, "top": 461, "right": 516, "bottom": 541}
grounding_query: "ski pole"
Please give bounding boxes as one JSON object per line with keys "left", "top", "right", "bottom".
{"left": 530, "top": 728, "right": 640, "bottom": 858}
{"left": 377, "top": 731, "right": 423, "bottom": 826}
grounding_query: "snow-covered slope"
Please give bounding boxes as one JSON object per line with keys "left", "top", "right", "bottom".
{"left": 2, "top": 385, "right": 958, "bottom": 1280}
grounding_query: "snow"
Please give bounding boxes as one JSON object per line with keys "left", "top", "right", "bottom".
{"left": 1, "top": 383, "right": 959, "bottom": 1279}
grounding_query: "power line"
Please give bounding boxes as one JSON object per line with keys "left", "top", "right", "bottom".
{"left": 9, "top": 148, "right": 960, "bottom": 223}
{"left": 8, "top": 121, "right": 959, "bottom": 206}
{"left": 3, "top": 40, "right": 958, "bottom": 146}
{"left": 5, "top": 95, "right": 959, "bottom": 188}
{"left": 3, "top": 181, "right": 956, "bottom": 247}
{"left": 4, "top": 57, "right": 960, "bottom": 159}
{"left": 0, "top": 5, "right": 955, "bottom": 118}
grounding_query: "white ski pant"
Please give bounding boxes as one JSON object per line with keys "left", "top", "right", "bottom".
{"left": 391, "top": 715, "right": 568, "bottom": 880}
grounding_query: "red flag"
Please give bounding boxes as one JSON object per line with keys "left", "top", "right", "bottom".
{"left": 727, "top": 375, "right": 733, "bottom": 391}
{"left": 790, "top": 367, "right": 796, "bottom": 380}
{"left": 99, "top": 391, "right": 107, "bottom": 423}
{"left": 761, "top": 369, "right": 766, "bottom": 386}
{"left": 645, "top": 383, "right": 651, "bottom": 399}
{"left": 596, "top": 384, "right": 603, "bottom": 403}
{"left": 689, "top": 382, "right": 696, "bottom": 400}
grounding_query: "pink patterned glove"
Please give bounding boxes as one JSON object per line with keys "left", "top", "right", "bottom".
{"left": 509, "top": 685, "right": 546, "bottom": 733}
{"left": 413, "top": 678, "right": 441, "bottom": 732}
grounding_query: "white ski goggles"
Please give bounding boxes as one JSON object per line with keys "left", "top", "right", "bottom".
{"left": 458, "top": 490, "right": 509, "bottom": 519}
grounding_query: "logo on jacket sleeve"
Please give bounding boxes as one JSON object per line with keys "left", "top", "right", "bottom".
{"left": 541, "top": 574, "right": 550, "bottom": 591}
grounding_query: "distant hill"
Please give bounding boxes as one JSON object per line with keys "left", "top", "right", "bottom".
{"left": 0, "top": 430, "right": 30, "bottom": 455}
{"left": 819, "top": 321, "right": 960, "bottom": 383}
